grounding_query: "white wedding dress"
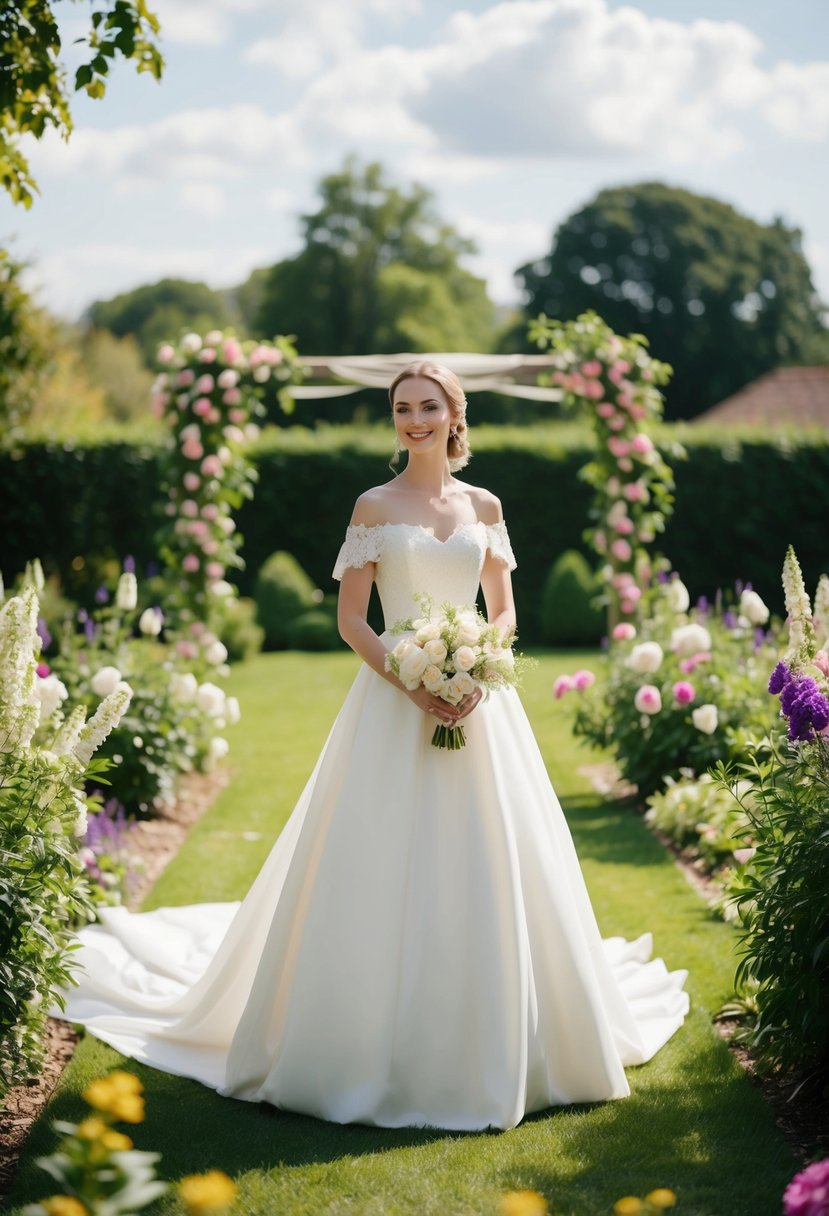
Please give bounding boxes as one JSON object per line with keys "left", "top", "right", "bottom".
{"left": 54, "top": 521, "right": 689, "bottom": 1132}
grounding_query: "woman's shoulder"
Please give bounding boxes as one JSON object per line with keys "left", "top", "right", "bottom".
{"left": 349, "top": 484, "right": 397, "bottom": 528}
{"left": 459, "top": 483, "right": 504, "bottom": 526}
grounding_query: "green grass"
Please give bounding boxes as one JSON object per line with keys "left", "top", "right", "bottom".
{"left": 8, "top": 652, "right": 796, "bottom": 1216}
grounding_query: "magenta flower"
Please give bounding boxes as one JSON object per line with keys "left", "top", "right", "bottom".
{"left": 573, "top": 669, "right": 596, "bottom": 691}
{"left": 783, "top": 1158, "right": 829, "bottom": 1216}
{"left": 553, "top": 674, "right": 575, "bottom": 699}
{"left": 580, "top": 360, "right": 602, "bottom": 377}
{"left": 634, "top": 684, "right": 662, "bottom": 714}
{"left": 672, "top": 680, "right": 696, "bottom": 705}
{"left": 630, "top": 433, "right": 654, "bottom": 455}
{"left": 612, "top": 623, "right": 636, "bottom": 641}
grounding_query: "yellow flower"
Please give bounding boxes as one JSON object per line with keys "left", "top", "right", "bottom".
{"left": 106, "top": 1070, "right": 143, "bottom": 1096}
{"left": 179, "top": 1170, "right": 237, "bottom": 1214}
{"left": 82, "top": 1071, "right": 144, "bottom": 1118}
{"left": 100, "top": 1129, "right": 134, "bottom": 1152}
{"left": 108, "top": 1092, "right": 145, "bottom": 1124}
{"left": 614, "top": 1200, "right": 643, "bottom": 1216}
{"left": 76, "top": 1117, "right": 108, "bottom": 1140}
{"left": 82, "top": 1078, "right": 116, "bottom": 1111}
{"left": 645, "top": 1190, "right": 677, "bottom": 1210}
{"left": 42, "top": 1198, "right": 89, "bottom": 1216}
{"left": 498, "top": 1189, "right": 550, "bottom": 1216}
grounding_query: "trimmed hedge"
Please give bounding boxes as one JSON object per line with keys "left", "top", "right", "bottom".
{"left": 1, "top": 423, "right": 828, "bottom": 643}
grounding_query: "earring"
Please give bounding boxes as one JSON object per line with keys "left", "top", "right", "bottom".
{"left": 449, "top": 428, "right": 457, "bottom": 439}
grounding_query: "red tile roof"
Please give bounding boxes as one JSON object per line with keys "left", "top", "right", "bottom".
{"left": 694, "top": 366, "right": 829, "bottom": 427}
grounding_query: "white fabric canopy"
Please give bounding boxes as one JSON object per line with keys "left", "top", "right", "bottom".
{"left": 294, "top": 353, "right": 563, "bottom": 402}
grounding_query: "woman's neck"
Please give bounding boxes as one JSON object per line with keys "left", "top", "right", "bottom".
{"left": 395, "top": 461, "right": 455, "bottom": 500}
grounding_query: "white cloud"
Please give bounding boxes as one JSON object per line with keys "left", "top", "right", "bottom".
{"left": 178, "top": 182, "right": 226, "bottom": 216}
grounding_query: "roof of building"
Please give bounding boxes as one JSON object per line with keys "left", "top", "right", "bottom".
{"left": 694, "top": 365, "right": 829, "bottom": 427}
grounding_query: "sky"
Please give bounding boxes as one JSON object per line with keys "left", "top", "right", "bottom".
{"left": 3, "top": 0, "right": 828, "bottom": 325}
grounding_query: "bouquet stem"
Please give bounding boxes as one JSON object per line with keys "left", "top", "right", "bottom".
{"left": 431, "top": 722, "right": 467, "bottom": 750}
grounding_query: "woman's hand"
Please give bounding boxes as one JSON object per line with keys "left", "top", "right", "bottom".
{"left": 454, "top": 686, "right": 483, "bottom": 721}
{"left": 403, "top": 683, "right": 483, "bottom": 726}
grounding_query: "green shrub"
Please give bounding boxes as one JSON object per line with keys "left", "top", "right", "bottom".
{"left": 286, "top": 608, "right": 342, "bottom": 651}
{"left": 539, "top": 550, "right": 603, "bottom": 646}
{"left": 217, "top": 595, "right": 264, "bottom": 662}
{"left": 255, "top": 551, "right": 317, "bottom": 649}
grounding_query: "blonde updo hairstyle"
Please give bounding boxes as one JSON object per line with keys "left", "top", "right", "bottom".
{"left": 388, "top": 361, "right": 471, "bottom": 472}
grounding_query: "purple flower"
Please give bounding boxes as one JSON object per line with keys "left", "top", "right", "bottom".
{"left": 783, "top": 1157, "right": 829, "bottom": 1216}
{"left": 782, "top": 678, "right": 829, "bottom": 743}
{"left": 696, "top": 595, "right": 709, "bottom": 614}
{"left": 768, "top": 661, "right": 792, "bottom": 694}
{"left": 77, "top": 608, "right": 88, "bottom": 624}
{"left": 123, "top": 554, "right": 136, "bottom": 574}
{"left": 657, "top": 571, "right": 670, "bottom": 585}
{"left": 84, "top": 618, "right": 97, "bottom": 643}
{"left": 724, "top": 610, "right": 738, "bottom": 629}
{"left": 95, "top": 586, "right": 109, "bottom": 604}
{"left": 753, "top": 627, "right": 766, "bottom": 653}
{"left": 36, "top": 616, "right": 52, "bottom": 649}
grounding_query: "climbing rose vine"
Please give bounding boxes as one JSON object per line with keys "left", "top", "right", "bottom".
{"left": 153, "top": 330, "right": 303, "bottom": 626}
{"left": 530, "top": 310, "right": 677, "bottom": 624}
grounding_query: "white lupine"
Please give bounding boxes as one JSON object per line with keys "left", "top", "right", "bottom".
{"left": 116, "top": 571, "right": 138, "bottom": 611}
{"left": 0, "top": 590, "right": 41, "bottom": 753}
{"left": 814, "top": 573, "right": 829, "bottom": 646}
{"left": 36, "top": 673, "right": 68, "bottom": 720}
{"left": 24, "top": 558, "right": 44, "bottom": 592}
{"left": 74, "top": 681, "right": 133, "bottom": 766}
{"left": 51, "top": 704, "right": 87, "bottom": 757}
{"left": 782, "top": 545, "right": 815, "bottom": 656}
{"left": 91, "top": 665, "right": 122, "bottom": 697}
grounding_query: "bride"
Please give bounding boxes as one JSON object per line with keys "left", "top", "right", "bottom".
{"left": 55, "top": 360, "right": 689, "bottom": 1132}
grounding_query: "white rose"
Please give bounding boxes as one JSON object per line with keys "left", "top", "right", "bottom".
{"left": 91, "top": 665, "right": 122, "bottom": 697}
{"left": 453, "top": 671, "right": 476, "bottom": 697}
{"left": 692, "top": 703, "right": 719, "bottom": 734}
{"left": 196, "top": 681, "right": 226, "bottom": 716}
{"left": 627, "top": 642, "right": 663, "bottom": 674}
{"left": 139, "top": 607, "right": 162, "bottom": 636}
{"left": 489, "top": 647, "right": 515, "bottom": 671}
{"left": 442, "top": 676, "right": 465, "bottom": 705}
{"left": 414, "top": 621, "right": 442, "bottom": 644}
{"left": 456, "top": 613, "right": 481, "bottom": 646}
{"left": 398, "top": 647, "right": 429, "bottom": 687}
{"left": 36, "top": 674, "right": 68, "bottom": 720}
{"left": 423, "top": 665, "right": 445, "bottom": 694}
{"left": 667, "top": 579, "right": 690, "bottom": 613}
{"left": 204, "top": 640, "right": 228, "bottom": 666}
{"left": 671, "top": 623, "right": 712, "bottom": 655}
{"left": 423, "top": 638, "right": 448, "bottom": 665}
{"left": 453, "top": 645, "right": 477, "bottom": 672}
{"left": 170, "top": 672, "right": 198, "bottom": 701}
{"left": 391, "top": 639, "right": 415, "bottom": 664}
{"left": 115, "top": 572, "right": 137, "bottom": 611}
{"left": 225, "top": 696, "right": 241, "bottom": 724}
{"left": 739, "top": 589, "right": 769, "bottom": 626}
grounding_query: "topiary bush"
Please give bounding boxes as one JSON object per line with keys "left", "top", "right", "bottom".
{"left": 286, "top": 608, "right": 342, "bottom": 651}
{"left": 255, "top": 551, "right": 317, "bottom": 649}
{"left": 217, "top": 595, "right": 264, "bottom": 662}
{"left": 539, "top": 550, "right": 604, "bottom": 646}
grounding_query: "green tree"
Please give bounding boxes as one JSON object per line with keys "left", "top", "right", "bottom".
{"left": 87, "top": 278, "right": 238, "bottom": 365}
{"left": 257, "top": 158, "right": 496, "bottom": 354}
{"left": 1, "top": 0, "right": 163, "bottom": 207}
{"left": 0, "top": 248, "right": 52, "bottom": 437}
{"left": 517, "top": 182, "right": 826, "bottom": 419}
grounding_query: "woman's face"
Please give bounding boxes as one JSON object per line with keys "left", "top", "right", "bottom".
{"left": 391, "top": 375, "right": 452, "bottom": 462}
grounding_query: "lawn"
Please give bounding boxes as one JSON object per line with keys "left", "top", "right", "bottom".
{"left": 8, "top": 651, "right": 797, "bottom": 1216}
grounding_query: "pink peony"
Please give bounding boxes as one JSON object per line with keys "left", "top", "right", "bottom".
{"left": 229, "top": 408, "right": 247, "bottom": 424}
{"left": 182, "top": 438, "right": 204, "bottom": 461}
{"left": 157, "top": 343, "right": 175, "bottom": 364}
{"left": 201, "top": 539, "right": 219, "bottom": 556}
{"left": 620, "top": 598, "right": 638, "bottom": 615}
{"left": 249, "top": 345, "right": 270, "bottom": 368}
{"left": 630, "top": 433, "right": 654, "bottom": 455}
{"left": 679, "top": 650, "right": 712, "bottom": 675}
{"left": 634, "top": 684, "right": 662, "bottom": 714}
{"left": 612, "top": 623, "right": 636, "bottom": 641}
{"left": 608, "top": 437, "right": 630, "bottom": 459}
{"left": 201, "top": 503, "right": 219, "bottom": 521}
{"left": 206, "top": 408, "right": 222, "bottom": 424}
{"left": 182, "top": 554, "right": 200, "bottom": 573}
{"left": 218, "top": 368, "right": 239, "bottom": 389}
{"left": 573, "top": 669, "right": 596, "bottom": 691}
{"left": 622, "top": 584, "right": 642, "bottom": 603}
{"left": 183, "top": 472, "right": 201, "bottom": 492}
{"left": 629, "top": 405, "right": 646, "bottom": 421}
{"left": 150, "top": 394, "right": 165, "bottom": 419}
{"left": 610, "top": 538, "right": 632, "bottom": 562}
{"left": 206, "top": 561, "right": 225, "bottom": 579}
{"left": 608, "top": 416, "right": 627, "bottom": 431}
{"left": 201, "top": 455, "right": 223, "bottom": 477}
{"left": 191, "top": 521, "right": 209, "bottom": 539}
{"left": 553, "top": 674, "right": 575, "bottom": 699}
{"left": 613, "top": 572, "right": 635, "bottom": 589}
{"left": 608, "top": 360, "right": 631, "bottom": 385}
{"left": 783, "top": 1157, "right": 829, "bottom": 1216}
{"left": 618, "top": 457, "right": 634, "bottom": 472}
{"left": 672, "top": 680, "right": 696, "bottom": 705}
{"left": 597, "top": 403, "right": 615, "bottom": 419}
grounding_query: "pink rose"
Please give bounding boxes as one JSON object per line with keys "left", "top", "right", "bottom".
{"left": 634, "top": 684, "right": 662, "bottom": 714}
{"left": 206, "top": 407, "right": 222, "bottom": 424}
{"left": 193, "top": 397, "right": 212, "bottom": 417}
{"left": 608, "top": 360, "right": 631, "bottom": 385}
{"left": 612, "top": 623, "right": 636, "bottom": 641}
{"left": 201, "top": 503, "right": 219, "bottom": 521}
{"left": 622, "top": 584, "right": 642, "bottom": 603}
{"left": 672, "top": 680, "right": 696, "bottom": 705}
{"left": 553, "top": 674, "right": 575, "bottom": 699}
{"left": 206, "top": 561, "right": 225, "bottom": 579}
{"left": 202, "top": 539, "right": 219, "bottom": 556}
{"left": 183, "top": 472, "right": 201, "bottom": 491}
{"left": 182, "top": 438, "right": 204, "bottom": 461}
{"left": 610, "top": 538, "right": 632, "bottom": 561}
{"left": 631, "top": 433, "right": 654, "bottom": 455}
{"left": 580, "top": 360, "right": 602, "bottom": 377}
{"left": 181, "top": 499, "right": 198, "bottom": 518}
{"left": 584, "top": 380, "right": 604, "bottom": 400}
{"left": 150, "top": 394, "right": 165, "bottom": 419}
{"left": 613, "top": 571, "right": 635, "bottom": 589}
{"left": 222, "top": 338, "right": 243, "bottom": 364}
{"left": 201, "top": 455, "right": 223, "bottom": 477}
{"left": 223, "top": 388, "right": 242, "bottom": 406}
{"left": 608, "top": 417, "right": 627, "bottom": 431}
{"left": 199, "top": 347, "right": 217, "bottom": 363}
{"left": 608, "top": 437, "right": 630, "bottom": 459}
{"left": 623, "top": 480, "right": 647, "bottom": 502}
{"left": 191, "top": 521, "right": 208, "bottom": 539}
{"left": 614, "top": 517, "right": 635, "bottom": 535}
{"left": 182, "top": 554, "right": 200, "bottom": 573}
{"left": 597, "top": 403, "right": 615, "bottom": 419}
{"left": 229, "top": 408, "right": 246, "bottom": 424}
{"left": 621, "top": 598, "right": 638, "bottom": 615}
{"left": 195, "top": 374, "right": 215, "bottom": 394}
{"left": 177, "top": 368, "right": 195, "bottom": 387}
{"left": 249, "top": 345, "right": 270, "bottom": 368}
{"left": 573, "top": 669, "right": 596, "bottom": 691}
{"left": 618, "top": 392, "right": 634, "bottom": 409}
{"left": 157, "top": 343, "right": 175, "bottom": 364}
{"left": 629, "top": 405, "right": 646, "bottom": 421}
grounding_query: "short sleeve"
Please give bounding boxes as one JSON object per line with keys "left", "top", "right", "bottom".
{"left": 484, "top": 521, "right": 517, "bottom": 571}
{"left": 332, "top": 524, "right": 385, "bottom": 581}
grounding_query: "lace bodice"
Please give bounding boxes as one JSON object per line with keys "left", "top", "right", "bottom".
{"left": 332, "top": 521, "right": 516, "bottom": 629}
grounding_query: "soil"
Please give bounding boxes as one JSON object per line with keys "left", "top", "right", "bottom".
{"left": 0, "top": 768, "right": 229, "bottom": 1205}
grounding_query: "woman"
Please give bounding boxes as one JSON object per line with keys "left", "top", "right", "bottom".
{"left": 55, "top": 361, "right": 688, "bottom": 1132}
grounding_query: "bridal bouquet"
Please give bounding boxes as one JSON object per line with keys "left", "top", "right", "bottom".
{"left": 384, "top": 596, "right": 518, "bottom": 750}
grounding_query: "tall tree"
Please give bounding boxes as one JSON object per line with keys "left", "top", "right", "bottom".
{"left": 87, "top": 279, "right": 237, "bottom": 365}
{"left": 517, "top": 183, "right": 827, "bottom": 419}
{"left": 1, "top": 0, "right": 163, "bottom": 206}
{"left": 257, "top": 158, "right": 495, "bottom": 354}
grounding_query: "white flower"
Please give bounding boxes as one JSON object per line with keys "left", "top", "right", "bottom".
{"left": 73, "top": 795, "right": 88, "bottom": 838}
{"left": 209, "top": 579, "right": 235, "bottom": 598}
{"left": 453, "top": 645, "right": 477, "bottom": 672}
{"left": 391, "top": 639, "right": 414, "bottom": 663}
{"left": 670, "top": 623, "right": 712, "bottom": 655}
{"left": 74, "top": 681, "right": 133, "bottom": 766}
{"left": 414, "top": 621, "right": 441, "bottom": 644}
{"left": 253, "top": 365, "right": 270, "bottom": 383}
{"left": 208, "top": 736, "right": 230, "bottom": 765}
{"left": 51, "top": 704, "right": 86, "bottom": 756}
{"left": 627, "top": 642, "right": 663, "bottom": 674}
{"left": 423, "top": 665, "right": 445, "bottom": 694}
{"left": 204, "top": 640, "right": 228, "bottom": 666}
{"left": 225, "top": 696, "right": 241, "bottom": 724}
{"left": 667, "top": 579, "right": 690, "bottom": 613}
{"left": 170, "top": 671, "right": 198, "bottom": 702}
{"left": 36, "top": 673, "right": 68, "bottom": 720}
{"left": 90, "top": 665, "right": 122, "bottom": 697}
{"left": 182, "top": 332, "right": 202, "bottom": 353}
{"left": 739, "top": 589, "right": 769, "bottom": 626}
{"left": 115, "top": 572, "right": 138, "bottom": 611}
{"left": 196, "top": 682, "right": 226, "bottom": 716}
{"left": 139, "top": 608, "right": 162, "bottom": 636}
{"left": 423, "top": 638, "right": 447, "bottom": 664}
{"left": 456, "top": 613, "right": 481, "bottom": 646}
{"left": 692, "top": 703, "right": 719, "bottom": 734}
{"left": 218, "top": 516, "right": 236, "bottom": 536}
{"left": 398, "top": 647, "right": 429, "bottom": 688}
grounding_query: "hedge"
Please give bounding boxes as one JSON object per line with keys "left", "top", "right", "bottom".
{"left": 1, "top": 423, "right": 827, "bottom": 642}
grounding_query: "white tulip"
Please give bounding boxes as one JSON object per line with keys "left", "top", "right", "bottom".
{"left": 116, "top": 572, "right": 138, "bottom": 612}
{"left": 139, "top": 608, "right": 162, "bottom": 636}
